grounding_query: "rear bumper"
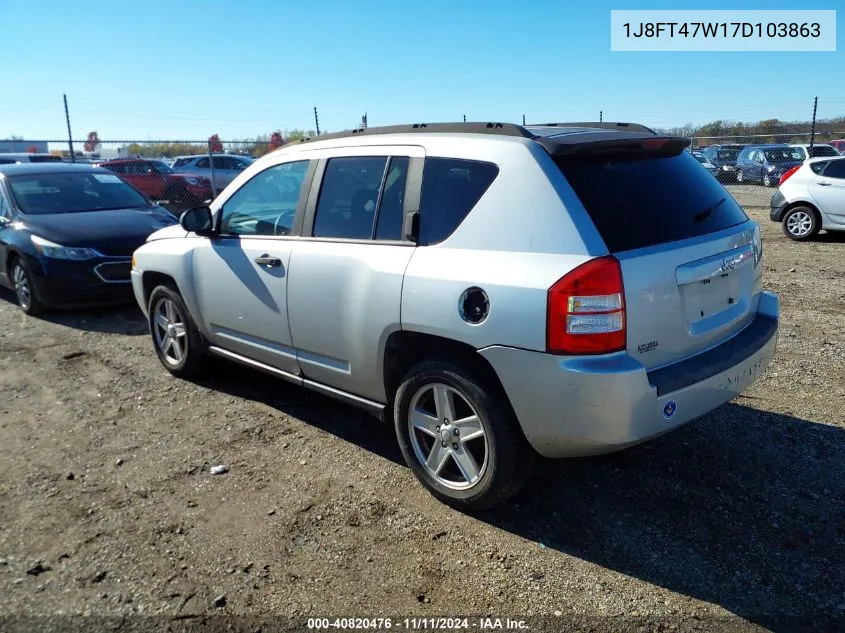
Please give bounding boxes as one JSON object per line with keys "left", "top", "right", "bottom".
{"left": 480, "top": 292, "right": 779, "bottom": 458}
{"left": 770, "top": 191, "right": 788, "bottom": 221}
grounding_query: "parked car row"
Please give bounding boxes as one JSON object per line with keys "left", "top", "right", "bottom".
{"left": 0, "top": 121, "right": 786, "bottom": 509}
{"left": 695, "top": 143, "right": 843, "bottom": 186}
{"left": 94, "top": 154, "right": 254, "bottom": 213}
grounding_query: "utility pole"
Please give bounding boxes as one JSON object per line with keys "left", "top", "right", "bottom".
{"left": 522, "top": 114, "right": 526, "bottom": 125}
{"left": 462, "top": 114, "right": 466, "bottom": 122}
{"left": 63, "top": 94, "right": 75, "bottom": 163}
{"left": 809, "top": 96, "right": 818, "bottom": 153}
{"left": 599, "top": 110, "right": 603, "bottom": 123}
{"left": 314, "top": 106, "right": 320, "bottom": 136}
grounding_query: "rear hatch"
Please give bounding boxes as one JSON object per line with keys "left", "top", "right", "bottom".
{"left": 555, "top": 140, "right": 762, "bottom": 370}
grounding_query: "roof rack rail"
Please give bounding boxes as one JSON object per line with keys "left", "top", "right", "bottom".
{"left": 528, "top": 121, "right": 657, "bottom": 135}
{"left": 295, "top": 122, "right": 536, "bottom": 144}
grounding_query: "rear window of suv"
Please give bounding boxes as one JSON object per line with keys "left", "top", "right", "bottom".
{"left": 557, "top": 150, "right": 748, "bottom": 253}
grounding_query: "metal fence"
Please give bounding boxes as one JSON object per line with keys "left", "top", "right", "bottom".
{"left": 3, "top": 128, "right": 844, "bottom": 211}
{"left": 689, "top": 130, "right": 845, "bottom": 151}
{"left": 1, "top": 139, "right": 298, "bottom": 213}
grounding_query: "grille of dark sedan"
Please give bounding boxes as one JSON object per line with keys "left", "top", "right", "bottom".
{"left": 94, "top": 261, "right": 132, "bottom": 282}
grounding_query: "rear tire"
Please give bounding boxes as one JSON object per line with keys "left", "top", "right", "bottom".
{"left": 147, "top": 285, "right": 206, "bottom": 377}
{"left": 10, "top": 257, "right": 45, "bottom": 316}
{"left": 782, "top": 206, "right": 820, "bottom": 241}
{"left": 393, "top": 359, "right": 535, "bottom": 511}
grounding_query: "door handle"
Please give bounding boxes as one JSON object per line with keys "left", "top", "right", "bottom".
{"left": 818, "top": 182, "right": 832, "bottom": 186}
{"left": 254, "top": 254, "right": 282, "bottom": 267}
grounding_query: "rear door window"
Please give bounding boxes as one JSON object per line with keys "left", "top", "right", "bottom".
{"left": 313, "top": 156, "right": 388, "bottom": 239}
{"left": 557, "top": 150, "right": 749, "bottom": 253}
{"left": 822, "top": 159, "right": 845, "bottom": 179}
{"left": 418, "top": 158, "right": 498, "bottom": 245}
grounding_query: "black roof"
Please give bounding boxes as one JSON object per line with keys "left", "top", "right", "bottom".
{"left": 0, "top": 163, "right": 108, "bottom": 176}
{"left": 290, "top": 121, "right": 676, "bottom": 155}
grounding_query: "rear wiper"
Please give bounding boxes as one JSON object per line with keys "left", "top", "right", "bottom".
{"left": 694, "top": 197, "right": 726, "bottom": 223}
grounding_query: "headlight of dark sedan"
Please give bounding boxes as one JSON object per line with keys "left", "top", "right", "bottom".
{"left": 31, "top": 235, "right": 99, "bottom": 260}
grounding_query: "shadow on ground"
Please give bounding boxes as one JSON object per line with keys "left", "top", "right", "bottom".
{"left": 192, "top": 362, "right": 844, "bottom": 632}
{"left": 0, "top": 288, "right": 146, "bottom": 334}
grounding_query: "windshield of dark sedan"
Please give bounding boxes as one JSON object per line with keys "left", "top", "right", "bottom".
{"left": 7, "top": 172, "right": 150, "bottom": 214}
{"left": 764, "top": 147, "right": 803, "bottom": 163}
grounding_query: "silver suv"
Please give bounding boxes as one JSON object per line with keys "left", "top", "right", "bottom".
{"left": 130, "top": 122, "right": 779, "bottom": 510}
{"left": 172, "top": 154, "right": 253, "bottom": 191}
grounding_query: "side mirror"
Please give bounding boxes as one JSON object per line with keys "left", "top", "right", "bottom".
{"left": 180, "top": 206, "right": 215, "bottom": 236}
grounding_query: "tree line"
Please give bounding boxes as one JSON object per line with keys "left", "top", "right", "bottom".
{"left": 124, "top": 129, "right": 319, "bottom": 158}
{"left": 658, "top": 116, "right": 845, "bottom": 144}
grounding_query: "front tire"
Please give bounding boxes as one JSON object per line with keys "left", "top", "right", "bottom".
{"left": 763, "top": 172, "right": 772, "bottom": 187}
{"left": 147, "top": 285, "right": 206, "bottom": 377}
{"left": 393, "top": 359, "right": 535, "bottom": 511}
{"left": 782, "top": 206, "right": 820, "bottom": 241}
{"left": 736, "top": 169, "right": 744, "bottom": 183}
{"left": 10, "top": 257, "right": 45, "bottom": 316}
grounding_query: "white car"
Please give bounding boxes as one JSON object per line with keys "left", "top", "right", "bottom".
{"left": 771, "top": 156, "right": 845, "bottom": 240}
{"left": 788, "top": 143, "right": 840, "bottom": 161}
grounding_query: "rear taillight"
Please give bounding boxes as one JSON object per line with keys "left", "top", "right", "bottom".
{"left": 779, "top": 166, "right": 800, "bottom": 186}
{"left": 547, "top": 256, "right": 626, "bottom": 355}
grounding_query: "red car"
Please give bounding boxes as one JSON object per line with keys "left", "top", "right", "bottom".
{"left": 100, "top": 159, "right": 214, "bottom": 211}
{"left": 828, "top": 139, "right": 845, "bottom": 155}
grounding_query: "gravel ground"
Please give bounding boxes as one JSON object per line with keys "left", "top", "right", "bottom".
{"left": 0, "top": 185, "right": 843, "bottom": 633}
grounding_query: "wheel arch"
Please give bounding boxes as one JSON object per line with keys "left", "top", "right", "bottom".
{"left": 782, "top": 199, "right": 821, "bottom": 218}
{"left": 382, "top": 330, "right": 517, "bottom": 423}
{"left": 141, "top": 270, "right": 181, "bottom": 308}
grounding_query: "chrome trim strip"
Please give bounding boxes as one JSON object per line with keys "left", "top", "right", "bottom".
{"left": 93, "top": 260, "right": 133, "bottom": 284}
{"left": 206, "top": 346, "right": 386, "bottom": 418}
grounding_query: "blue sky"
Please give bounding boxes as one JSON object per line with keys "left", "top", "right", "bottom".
{"left": 1, "top": 0, "right": 842, "bottom": 141}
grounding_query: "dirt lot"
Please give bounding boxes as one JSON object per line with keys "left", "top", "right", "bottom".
{"left": 0, "top": 185, "right": 843, "bottom": 633}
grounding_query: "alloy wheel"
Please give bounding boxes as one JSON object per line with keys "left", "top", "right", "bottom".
{"left": 12, "top": 264, "right": 31, "bottom": 311}
{"left": 408, "top": 382, "right": 489, "bottom": 490}
{"left": 152, "top": 297, "right": 188, "bottom": 366}
{"left": 786, "top": 211, "right": 813, "bottom": 237}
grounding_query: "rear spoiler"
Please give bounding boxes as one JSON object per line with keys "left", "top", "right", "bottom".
{"left": 542, "top": 135, "right": 691, "bottom": 158}
{"left": 530, "top": 122, "right": 657, "bottom": 135}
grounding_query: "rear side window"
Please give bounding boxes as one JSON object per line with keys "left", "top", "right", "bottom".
{"left": 173, "top": 158, "right": 191, "bottom": 169}
{"left": 418, "top": 158, "right": 498, "bottom": 245}
{"left": 557, "top": 150, "right": 749, "bottom": 253}
{"left": 810, "top": 161, "right": 829, "bottom": 175}
{"left": 105, "top": 163, "right": 125, "bottom": 174}
{"left": 196, "top": 157, "right": 210, "bottom": 168}
{"left": 822, "top": 159, "right": 845, "bottom": 179}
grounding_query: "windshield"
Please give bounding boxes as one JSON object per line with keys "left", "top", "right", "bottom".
{"left": 763, "top": 147, "right": 803, "bottom": 163}
{"left": 716, "top": 149, "right": 741, "bottom": 162}
{"left": 693, "top": 154, "right": 708, "bottom": 164}
{"left": 151, "top": 160, "right": 173, "bottom": 173}
{"left": 8, "top": 172, "right": 150, "bottom": 214}
{"left": 809, "top": 145, "right": 839, "bottom": 157}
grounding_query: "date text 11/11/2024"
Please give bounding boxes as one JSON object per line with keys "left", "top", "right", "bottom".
{"left": 622, "top": 22, "right": 821, "bottom": 38}
{"left": 307, "top": 617, "right": 529, "bottom": 630}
